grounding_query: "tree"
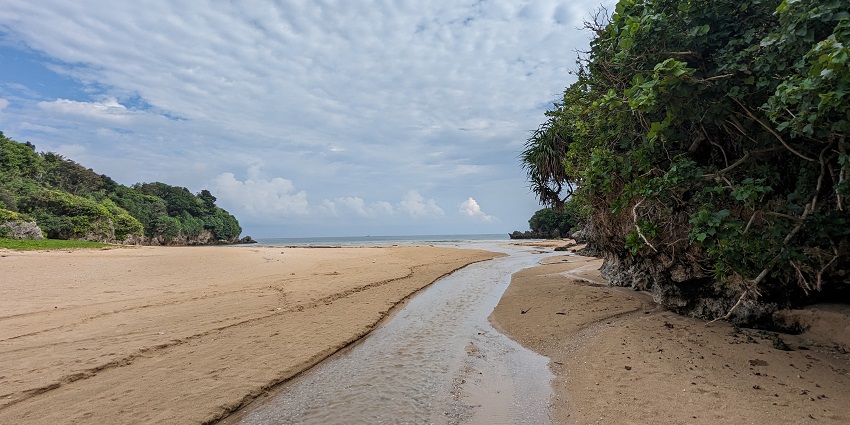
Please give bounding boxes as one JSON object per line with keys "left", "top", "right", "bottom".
{"left": 528, "top": 199, "right": 583, "bottom": 237}
{"left": 0, "top": 134, "right": 243, "bottom": 244}
{"left": 42, "top": 153, "right": 105, "bottom": 195}
{"left": 520, "top": 114, "right": 573, "bottom": 208}
{"left": 525, "top": 0, "right": 850, "bottom": 323}
{"left": 0, "top": 132, "right": 43, "bottom": 178}
{"left": 134, "top": 182, "right": 205, "bottom": 217}
{"left": 198, "top": 189, "right": 217, "bottom": 213}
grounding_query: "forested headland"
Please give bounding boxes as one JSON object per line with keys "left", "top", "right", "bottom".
{"left": 509, "top": 200, "right": 583, "bottom": 239}
{"left": 521, "top": 0, "right": 849, "bottom": 326}
{"left": 0, "top": 132, "right": 246, "bottom": 245}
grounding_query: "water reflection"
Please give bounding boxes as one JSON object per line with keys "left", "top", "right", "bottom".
{"left": 237, "top": 244, "right": 555, "bottom": 425}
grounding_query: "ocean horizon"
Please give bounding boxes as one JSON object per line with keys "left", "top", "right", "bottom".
{"left": 252, "top": 233, "right": 512, "bottom": 247}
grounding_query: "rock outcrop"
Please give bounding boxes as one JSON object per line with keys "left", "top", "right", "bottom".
{"left": 143, "top": 229, "right": 240, "bottom": 246}
{"left": 508, "top": 229, "right": 564, "bottom": 239}
{"left": 579, "top": 209, "right": 815, "bottom": 327}
{"left": 236, "top": 235, "right": 258, "bottom": 244}
{"left": 0, "top": 219, "right": 44, "bottom": 240}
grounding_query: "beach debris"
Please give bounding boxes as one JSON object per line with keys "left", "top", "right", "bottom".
{"left": 772, "top": 337, "right": 792, "bottom": 351}
{"left": 521, "top": 307, "right": 531, "bottom": 314}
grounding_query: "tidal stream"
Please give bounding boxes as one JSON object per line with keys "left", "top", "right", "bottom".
{"left": 233, "top": 244, "right": 558, "bottom": 424}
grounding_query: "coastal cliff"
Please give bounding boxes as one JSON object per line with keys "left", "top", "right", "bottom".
{"left": 0, "top": 132, "right": 245, "bottom": 245}
{"left": 518, "top": 0, "right": 850, "bottom": 326}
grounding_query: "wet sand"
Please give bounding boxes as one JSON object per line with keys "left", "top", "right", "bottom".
{"left": 0, "top": 245, "right": 499, "bottom": 424}
{"left": 5, "top": 242, "right": 848, "bottom": 424}
{"left": 491, "top": 249, "right": 850, "bottom": 424}
{"left": 226, "top": 243, "right": 555, "bottom": 425}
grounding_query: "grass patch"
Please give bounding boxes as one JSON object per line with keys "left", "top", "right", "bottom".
{"left": 0, "top": 238, "right": 112, "bottom": 251}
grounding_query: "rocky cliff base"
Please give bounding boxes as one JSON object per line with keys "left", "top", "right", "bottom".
{"left": 0, "top": 220, "right": 44, "bottom": 240}
{"left": 0, "top": 219, "right": 255, "bottom": 247}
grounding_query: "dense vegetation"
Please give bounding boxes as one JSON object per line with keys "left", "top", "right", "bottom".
{"left": 511, "top": 200, "right": 583, "bottom": 239}
{"left": 522, "top": 0, "right": 849, "bottom": 324}
{"left": 0, "top": 132, "right": 242, "bottom": 244}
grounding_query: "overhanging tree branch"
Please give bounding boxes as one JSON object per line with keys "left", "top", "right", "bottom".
{"left": 733, "top": 98, "right": 815, "bottom": 162}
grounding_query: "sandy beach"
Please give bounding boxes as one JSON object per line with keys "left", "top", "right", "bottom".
{"left": 0, "top": 244, "right": 499, "bottom": 424}
{"left": 491, "top": 248, "right": 850, "bottom": 425}
{"left": 3, "top": 242, "right": 849, "bottom": 424}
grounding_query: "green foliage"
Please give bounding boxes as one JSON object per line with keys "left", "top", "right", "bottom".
{"left": 0, "top": 133, "right": 242, "bottom": 244}
{"left": 523, "top": 0, "right": 850, "bottom": 302}
{"left": 108, "top": 186, "right": 169, "bottom": 236}
{"left": 763, "top": 3, "right": 850, "bottom": 140}
{"left": 0, "top": 185, "right": 16, "bottom": 211}
{"left": 20, "top": 189, "right": 115, "bottom": 240}
{"left": 203, "top": 208, "right": 242, "bottom": 241}
{"left": 198, "top": 189, "right": 217, "bottom": 214}
{"left": 0, "top": 207, "right": 24, "bottom": 222}
{"left": 132, "top": 181, "right": 241, "bottom": 242}
{"left": 41, "top": 152, "right": 106, "bottom": 196}
{"left": 113, "top": 212, "right": 144, "bottom": 240}
{"left": 134, "top": 182, "right": 205, "bottom": 217}
{"left": 624, "top": 230, "right": 644, "bottom": 255}
{"left": 520, "top": 114, "right": 574, "bottom": 207}
{"left": 152, "top": 214, "right": 182, "bottom": 239}
{"left": 180, "top": 213, "right": 206, "bottom": 238}
{"left": 528, "top": 199, "right": 584, "bottom": 236}
{"left": 0, "top": 173, "right": 42, "bottom": 210}
{"left": 0, "top": 133, "right": 42, "bottom": 178}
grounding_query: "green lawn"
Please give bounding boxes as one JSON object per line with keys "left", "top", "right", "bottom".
{"left": 0, "top": 238, "right": 111, "bottom": 251}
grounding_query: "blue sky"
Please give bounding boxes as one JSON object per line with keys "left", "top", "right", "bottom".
{"left": 0, "top": 0, "right": 608, "bottom": 238}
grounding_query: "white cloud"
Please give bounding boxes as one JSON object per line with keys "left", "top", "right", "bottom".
{"left": 18, "top": 122, "right": 59, "bottom": 134}
{"left": 0, "top": 0, "right": 611, "bottom": 236}
{"left": 399, "top": 190, "right": 445, "bottom": 219}
{"left": 38, "top": 98, "right": 134, "bottom": 121}
{"left": 454, "top": 164, "right": 484, "bottom": 175}
{"left": 372, "top": 201, "right": 395, "bottom": 215}
{"left": 319, "top": 199, "right": 338, "bottom": 216}
{"left": 53, "top": 143, "right": 87, "bottom": 158}
{"left": 460, "top": 197, "right": 497, "bottom": 222}
{"left": 212, "top": 172, "right": 309, "bottom": 218}
{"left": 321, "top": 192, "right": 444, "bottom": 220}
{"left": 0, "top": 98, "right": 9, "bottom": 111}
{"left": 325, "top": 196, "right": 396, "bottom": 218}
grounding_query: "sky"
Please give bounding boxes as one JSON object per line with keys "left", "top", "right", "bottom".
{"left": 0, "top": 0, "right": 609, "bottom": 238}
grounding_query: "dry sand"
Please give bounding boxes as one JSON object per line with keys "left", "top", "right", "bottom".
{"left": 492, "top": 248, "right": 850, "bottom": 425}
{"left": 0, "top": 244, "right": 499, "bottom": 424}
{"left": 5, "top": 241, "right": 848, "bottom": 425}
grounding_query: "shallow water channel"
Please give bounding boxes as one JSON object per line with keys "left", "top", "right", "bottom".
{"left": 234, "top": 244, "right": 558, "bottom": 424}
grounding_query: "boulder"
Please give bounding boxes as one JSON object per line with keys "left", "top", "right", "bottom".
{"left": 0, "top": 220, "right": 44, "bottom": 240}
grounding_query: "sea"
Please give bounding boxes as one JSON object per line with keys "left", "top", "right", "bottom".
{"left": 248, "top": 233, "right": 511, "bottom": 248}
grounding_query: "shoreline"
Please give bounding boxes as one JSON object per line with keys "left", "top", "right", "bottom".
{"left": 491, "top": 246, "right": 850, "bottom": 424}
{"left": 0, "top": 244, "right": 500, "bottom": 424}
{"left": 5, "top": 241, "right": 848, "bottom": 424}
{"left": 215, "top": 248, "right": 507, "bottom": 424}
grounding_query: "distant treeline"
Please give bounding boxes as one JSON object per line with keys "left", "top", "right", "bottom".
{"left": 0, "top": 132, "right": 242, "bottom": 244}
{"left": 510, "top": 201, "right": 583, "bottom": 239}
